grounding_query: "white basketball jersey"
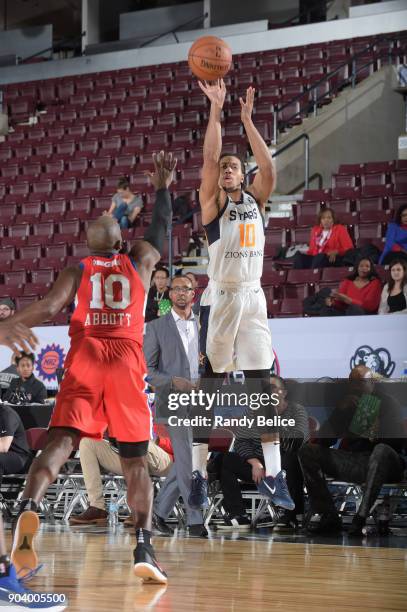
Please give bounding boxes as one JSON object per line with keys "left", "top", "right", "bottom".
{"left": 204, "top": 191, "right": 264, "bottom": 284}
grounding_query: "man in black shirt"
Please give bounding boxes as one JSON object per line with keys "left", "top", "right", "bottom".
{"left": 299, "top": 367, "right": 406, "bottom": 536}
{"left": 0, "top": 404, "right": 32, "bottom": 481}
{"left": 3, "top": 353, "right": 46, "bottom": 405}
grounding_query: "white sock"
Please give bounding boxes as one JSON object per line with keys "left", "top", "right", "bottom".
{"left": 192, "top": 443, "right": 208, "bottom": 478}
{"left": 261, "top": 441, "right": 281, "bottom": 477}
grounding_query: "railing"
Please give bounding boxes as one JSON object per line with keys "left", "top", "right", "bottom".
{"left": 246, "top": 133, "right": 310, "bottom": 192}
{"left": 19, "top": 31, "right": 86, "bottom": 64}
{"left": 271, "top": 33, "right": 400, "bottom": 144}
{"left": 140, "top": 12, "right": 209, "bottom": 48}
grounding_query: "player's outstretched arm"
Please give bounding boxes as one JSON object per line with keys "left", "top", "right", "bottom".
{"left": 0, "top": 267, "right": 80, "bottom": 330}
{"left": 199, "top": 79, "right": 226, "bottom": 225}
{"left": 240, "top": 87, "right": 276, "bottom": 209}
{"left": 130, "top": 151, "right": 176, "bottom": 288}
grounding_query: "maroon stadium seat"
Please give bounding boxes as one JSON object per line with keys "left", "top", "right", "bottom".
{"left": 44, "top": 244, "right": 68, "bottom": 259}
{"left": 31, "top": 269, "right": 55, "bottom": 284}
{"left": 4, "top": 270, "right": 27, "bottom": 286}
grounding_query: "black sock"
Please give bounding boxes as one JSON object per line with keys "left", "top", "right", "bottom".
{"left": 0, "top": 555, "right": 10, "bottom": 578}
{"left": 19, "top": 499, "right": 38, "bottom": 513}
{"left": 136, "top": 528, "right": 151, "bottom": 547}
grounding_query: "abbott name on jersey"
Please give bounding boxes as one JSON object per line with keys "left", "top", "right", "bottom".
{"left": 84, "top": 311, "right": 132, "bottom": 327}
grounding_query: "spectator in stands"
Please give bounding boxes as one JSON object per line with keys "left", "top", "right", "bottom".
{"left": 218, "top": 376, "right": 309, "bottom": 530}
{"left": 0, "top": 299, "right": 19, "bottom": 396}
{"left": 105, "top": 177, "right": 143, "bottom": 229}
{"left": 0, "top": 403, "right": 32, "bottom": 484}
{"left": 145, "top": 266, "right": 171, "bottom": 322}
{"left": 0, "top": 298, "right": 16, "bottom": 321}
{"left": 69, "top": 431, "right": 173, "bottom": 526}
{"left": 379, "top": 204, "right": 407, "bottom": 265}
{"left": 320, "top": 257, "right": 382, "bottom": 316}
{"left": 185, "top": 272, "right": 201, "bottom": 315}
{"left": 378, "top": 259, "right": 407, "bottom": 315}
{"left": 293, "top": 208, "right": 353, "bottom": 269}
{"left": 299, "top": 366, "right": 405, "bottom": 536}
{"left": 3, "top": 353, "right": 47, "bottom": 404}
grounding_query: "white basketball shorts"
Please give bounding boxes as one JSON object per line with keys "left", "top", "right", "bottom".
{"left": 206, "top": 282, "right": 273, "bottom": 373}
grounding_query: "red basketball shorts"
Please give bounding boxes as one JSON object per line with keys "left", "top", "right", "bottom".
{"left": 50, "top": 336, "right": 152, "bottom": 443}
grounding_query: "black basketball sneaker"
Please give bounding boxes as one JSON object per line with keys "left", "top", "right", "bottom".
{"left": 133, "top": 544, "right": 168, "bottom": 584}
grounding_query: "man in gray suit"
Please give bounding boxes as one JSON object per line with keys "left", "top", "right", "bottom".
{"left": 144, "top": 274, "right": 207, "bottom": 537}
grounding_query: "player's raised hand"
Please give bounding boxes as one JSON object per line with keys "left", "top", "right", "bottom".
{"left": 0, "top": 320, "right": 39, "bottom": 355}
{"left": 198, "top": 78, "right": 226, "bottom": 109}
{"left": 145, "top": 150, "right": 177, "bottom": 190}
{"left": 239, "top": 86, "right": 255, "bottom": 123}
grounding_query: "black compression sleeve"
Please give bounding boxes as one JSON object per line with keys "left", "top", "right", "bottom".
{"left": 143, "top": 188, "right": 172, "bottom": 255}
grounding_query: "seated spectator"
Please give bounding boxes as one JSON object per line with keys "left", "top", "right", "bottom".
{"left": 145, "top": 266, "right": 171, "bottom": 322}
{"left": 0, "top": 299, "right": 20, "bottom": 394}
{"left": 0, "top": 298, "right": 15, "bottom": 321}
{"left": 104, "top": 177, "right": 143, "bottom": 229}
{"left": 293, "top": 208, "right": 353, "bottom": 269}
{"left": 69, "top": 429, "right": 173, "bottom": 526}
{"left": 378, "top": 259, "right": 407, "bottom": 314}
{"left": 379, "top": 204, "right": 407, "bottom": 265}
{"left": 0, "top": 403, "right": 32, "bottom": 484}
{"left": 3, "top": 353, "right": 47, "bottom": 404}
{"left": 299, "top": 366, "right": 406, "bottom": 536}
{"left": 320, "top": 257, "right": 382, "bottom": 316}
{"left": 218, "top": 376, "right": 309, "bottom": 530}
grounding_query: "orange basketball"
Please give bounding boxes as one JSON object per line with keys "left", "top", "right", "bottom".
{"left": 188, "top": 36, "right": 232, "bottom": 81}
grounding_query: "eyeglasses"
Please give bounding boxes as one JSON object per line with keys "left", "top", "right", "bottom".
{"left": 170, "top": 287, "right": 193, "bottom": 293}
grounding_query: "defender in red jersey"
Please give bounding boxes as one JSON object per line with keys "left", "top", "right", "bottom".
{"left": 3, "top": 151, "right": 176, "bottom": 585}
{"left": 50, "top": 251, "right": 151, "bottom": 443}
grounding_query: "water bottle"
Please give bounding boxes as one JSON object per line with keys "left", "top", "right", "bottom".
{"left": 108, "top": 500, "right": 119, "bottom": 529}
{"left": 373, "top": 495, "right": 391, "bottom": 536}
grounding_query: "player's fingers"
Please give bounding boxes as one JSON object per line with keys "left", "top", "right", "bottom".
{"left": 166, "top": 151, "right": 173, "bottom": 167}
{"left": 152, "top": 152, "right": 159, "bottom": 171}
{"left": 24, "top": 328, "right": 39, "bottom": 351}
{"left": 239, "top": 97, "right": 244, "bottom": 108}
{"left": 16, "top": 338, "right": 32, "bottom": 354}
{"left": 157, "top": 153, "right": 165, "bottom": 171}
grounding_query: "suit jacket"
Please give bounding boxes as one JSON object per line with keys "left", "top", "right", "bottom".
{"left": 143, "top": 312, "right": 199, "bottom": 422}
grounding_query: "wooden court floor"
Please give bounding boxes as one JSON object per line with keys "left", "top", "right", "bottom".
{"left": 6, "top": 526, "right": 407, "bottom": 611}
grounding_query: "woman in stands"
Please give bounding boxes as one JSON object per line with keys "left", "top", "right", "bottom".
{"left": 378, "top": 259, "right": 407, "bottom": 315}
{"left": 293, "top": 207, "right": 353, "bottom": 269}
{"left": 321, "top": 257, "right": 382, "bottom": 316}
{"left": 104, "top": 177, "right": 143, "bottom": 229}
{"left": 379, "top": 204, "right": 407, "bottom": 265}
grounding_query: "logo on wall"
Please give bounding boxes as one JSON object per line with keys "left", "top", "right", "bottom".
{"left": 350, "top": 345, "right": 395, "bottom": 378}
{"left": 36, "top": 344, "right": 66, "bottom": 382}
{"left": 271, "top": 349, "right": 280, "bottom": 376}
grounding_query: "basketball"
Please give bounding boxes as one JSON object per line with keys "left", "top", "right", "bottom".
{"left": 188, "top": 35, "right": 232, "bottom": 81}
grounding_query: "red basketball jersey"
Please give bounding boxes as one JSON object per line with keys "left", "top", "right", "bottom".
{"left": 69, "top": 253, "right": 145, "bottom": 344}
